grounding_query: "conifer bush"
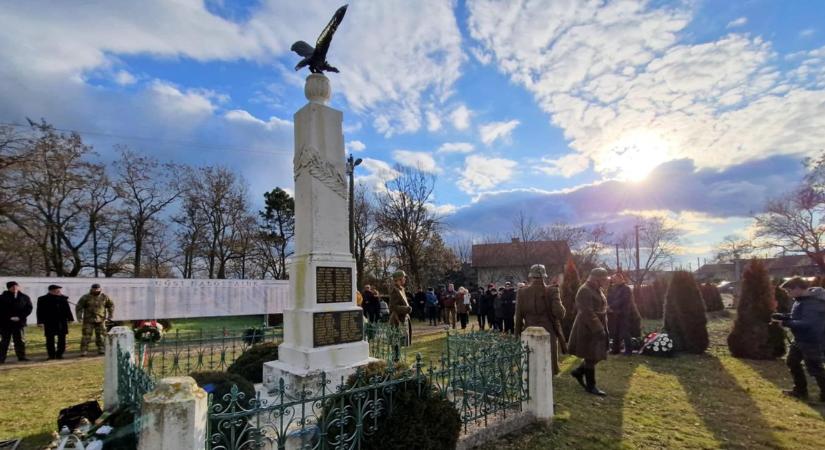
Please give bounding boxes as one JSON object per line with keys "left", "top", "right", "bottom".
{"left": 700, "top": 283, "right": 725, "bottom": 312}
{"left": 227, "top": 342, "right": 279, "bottom": 383}
{"left": 727, "top": 260, "right": 784, "bottom": 359}
{"left": 561, "top": 258, "right": 580, "bottom": 339}
{"left": 663, "top": 271, "right": 709, "bottom": 354}
{"left": 636, "top": 279, "right": 666, "bottom": 320}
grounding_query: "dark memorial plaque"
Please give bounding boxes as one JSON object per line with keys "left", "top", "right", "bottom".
{"left": 313, "top": 311, "right": 364, "bottom": 347}
{"left": 316, "top": 266, "right": 352, "bottom": 303}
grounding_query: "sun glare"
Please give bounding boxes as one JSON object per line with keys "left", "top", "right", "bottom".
{"left": 604, "top": 131, "right": 671, "bottom": 182}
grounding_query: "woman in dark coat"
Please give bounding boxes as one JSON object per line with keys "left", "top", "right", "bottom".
{"left": 36, "top": 284, "right": 75, "bottom": 359}
{"left": 607, "top": 273, "right": 635, "bottom": 355}
{"left": 568, "top": 268, "right": 610, "bottom": 396}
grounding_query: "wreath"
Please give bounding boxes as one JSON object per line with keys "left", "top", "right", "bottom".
{"left": 640, "top": 331, "right": 674, "bottom": 357}
{"left": 134, "top": 321, "right": 164, "bottom": 343}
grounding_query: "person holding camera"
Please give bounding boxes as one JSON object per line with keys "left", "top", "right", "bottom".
{"left": 774, "top": 277, "right": 825, "bottom": 401}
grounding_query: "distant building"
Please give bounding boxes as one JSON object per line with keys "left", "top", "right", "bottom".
{"left": 472, "top": 238, "right": 571, "bottom": 285}
{"left": 695, "top": 255, "right": 820, "bottom": 282}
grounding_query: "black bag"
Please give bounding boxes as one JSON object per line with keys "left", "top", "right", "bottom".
{"left": 58, "top": 400, "right": 103, "bottom": 431}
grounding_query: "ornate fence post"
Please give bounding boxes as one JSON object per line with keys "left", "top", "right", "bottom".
{"left": 520, "top": 327, "right": 554, "bottom": 421}
{"left": 138, "top": 376, "right": 207, "bottom": 450}
{"left": 105, "top": 326, "right": 135, "bottom": 409}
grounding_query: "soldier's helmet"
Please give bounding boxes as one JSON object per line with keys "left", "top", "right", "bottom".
{"left": 528, "top": 264, "right": 547, "bottom": 279}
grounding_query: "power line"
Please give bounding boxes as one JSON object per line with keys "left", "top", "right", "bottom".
{"left": 0, "top": 120, "right": 293, "bottom": 157}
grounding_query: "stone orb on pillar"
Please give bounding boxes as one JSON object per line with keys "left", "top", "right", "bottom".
{"left": 305, "top": 74, "right": 331, "bottom": 104}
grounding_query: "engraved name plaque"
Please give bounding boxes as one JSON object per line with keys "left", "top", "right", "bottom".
{"left": 316, "top": 266, "right": 352, "bottom": 304}
{"left": 313, "top": 311, "right": 364, "bottom": 347}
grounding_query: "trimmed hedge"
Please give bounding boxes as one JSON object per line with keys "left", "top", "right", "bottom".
{"left": 700, "top": 283, "right": 725, "bottom": 312}
{"left": 561, "top": 258, "right": 580, "bottom": 340}
{"left": 227, "top": 342, "right": 279, "bottom": 383}
{"left": 664, "top": 271, "right": 709, "bottom": 354}
{"left": 727, "top": 260, "right": 785, "bottom": 359}
{"left": 636, "top": 279, "right": 666, "bottom": 320}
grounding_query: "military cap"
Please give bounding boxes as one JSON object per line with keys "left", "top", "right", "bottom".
{"left": 529, "top": 264, "right": 548, "bottom": 279}
{"left": 91, "top": 283, "right": 101, "bottom": 289}
{"left": 589, "top": 268, "right": 609, "bottom": 279}
{"left": 391, "top": 270, "right": 406, "bottom": 280}
{"left": 48, "top": 284, "right": 62, "bottom": 290}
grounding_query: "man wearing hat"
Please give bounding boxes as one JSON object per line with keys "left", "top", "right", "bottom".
{"left": 75, "top": 283, "right": 114, "bottom": 356}
{"left": 515, "top": 264, "right": 567, "bottom": 374}
{"left": 0, "top": 281, "right": 33, "bottom": 363}
{"left": 568, "top": 267, "right": 611, "bottom": 396}
{"left": 36, "top": 284, "right": 75, "bottom": 360}
{"left": 388, "top": 271, "right": 413, "bottom": 344}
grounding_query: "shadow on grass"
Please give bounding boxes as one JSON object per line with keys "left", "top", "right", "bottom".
{"left": 648, "top": 353, "right": 783, "bottom": 449}
{"left": 19, "top": 431, "right": 54, "bottom": 450}
{"left": 739, "top": 353, "right": 825, "bottom": 420}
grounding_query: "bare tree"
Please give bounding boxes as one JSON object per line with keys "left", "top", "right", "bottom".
{"left": 618, "top": 216, "right": 680, "bottom": 285}
{"left": 2, "top": 120, "right": 102, "bottom": 276}
{"left": 375, "top": 165, "right": 440, "bottom": 290}
{"left": 173, "top": 191, "right": 208, "bottom": 278}
{"left": 114, "top": 147, "right": 181, "bottom": 277}
{"left": 353, "top": 183, "right": 379, "bottom": 288}
{"left": 713, "top": 234, "right": 755, "bottom": 263}
{"left": 755, "top": 185, "right": 825, "bottom": 273}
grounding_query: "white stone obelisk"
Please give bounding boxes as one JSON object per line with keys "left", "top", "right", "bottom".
{"left": 264, "top": 74, "right": 371, "bottom": 396}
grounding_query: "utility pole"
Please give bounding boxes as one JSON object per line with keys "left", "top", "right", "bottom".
{"left": 635, "top": 224, "right": 642, "bottom": 287}
{"left": 615, "top": 243, "right": 620, "bottom": 271}
{"left": 346, "top": 155, "right": 363, "bottom": 256}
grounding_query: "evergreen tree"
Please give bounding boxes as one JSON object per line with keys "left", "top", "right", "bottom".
{"left": 664, "top": 271, "right": 709, "bottom": 354}
{"left": 561, "top": 257, "right": 580, "bottom": 339}
{"left": 727, "top": 260, "right": 785, "bottom": 359}
{"left": 700, "top": 283, "right": 725, "bottom": 312}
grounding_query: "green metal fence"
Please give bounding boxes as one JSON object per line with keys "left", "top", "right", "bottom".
{"left": 364, "top": 322, "right": 408, "bottom": 362}
{"left": 138, "top": 327, "right": 282, "bottom": 378}
{"left": 206, "top": 332, "right": 530, "bottom": 450}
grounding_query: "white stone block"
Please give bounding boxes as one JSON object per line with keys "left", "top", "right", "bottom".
{"left": 520, "top": 326, "right": 554, "bottom": 421}
{"left": 138, "top": 377, "right": 207, "bottom": 450}
{"left": 104, "top": 326, "right": 134, "bottom": 410}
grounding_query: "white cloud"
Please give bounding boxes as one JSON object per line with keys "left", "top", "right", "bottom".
{"left": 345, "top": 140, "right": 366, "bottom": 152}
{"left": 467, "top": 0, "right": 825, "bottom": 177}
{"left": 457, "top": 155, "right": 517, "bottom": 193}
{"left": 537, "top": 153, "right": 590, "bottom": 178}
{"left": 426, "top": 110, "right": 442, "bottom": 132}
{"left": 149, "top": 80, "right": 216, "bottom": 117}
{"left": 392, "top": 150, "right": 439, "bottom": 173}
{"left": 224, "top": 109, "right": 292, "bottom": 130}
{"left": 450, "top": 104, "right": 472, "bottom": 130}
{"left": 726, "top": 17, "right": 747, "bottom": 29}
{"left": 479, "top": 119, "right": 519, "bottom": 145}
{"left": 356, "top": 158, "right": 401, "bottom": 192}
{"left": 437, "top": 142, "right": 475, "bottom": 154}
{"left": 426, "top": 202, "right": 458, "bottom": 216}
{"left": 113, "top": 70, "right": 137, "bottom": 85}
{"left": 800, "top": 28, "right": 816, "bottom": 38}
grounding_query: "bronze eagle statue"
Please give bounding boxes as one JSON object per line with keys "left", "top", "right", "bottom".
{"left": 291, "top": 5, "right": 348, "bottom": 74}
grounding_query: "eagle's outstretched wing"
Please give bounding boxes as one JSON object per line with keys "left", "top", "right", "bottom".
{"left": 290, "top": 41, "right": 315, "bottom": 58}
{"left": 315, "top": 4, "right": 348, "bottom": 59}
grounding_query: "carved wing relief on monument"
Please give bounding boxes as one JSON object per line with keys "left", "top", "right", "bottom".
{"left": 294, "top": 145, "right": 347, "bottom": 200}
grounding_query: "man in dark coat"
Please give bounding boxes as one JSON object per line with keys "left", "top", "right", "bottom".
{"left": 413, "top": 288, "right": 427, "bottom": 321}
{"left": 500, "top": 282, "right": 517, "bottom": 334}
{"left": 362, "top": 285, "right": 380, "bottom": 323}
{"left": 607, "top": 273, "right": 634, "bottom": 355}
{"left": 37, "top": 284, "right": 75, "bottom": 360}
{"left": 515, "top": 264, "right": 566, "bottom": 374}
{"left": 776, "top": 278, "right": 825, "bottom": 401}
{"left": 0, "top": 281, "right": 33, "bottom": 363}
{"left": 481, "top": 284, "right": 497, "bottom": 330}
{"left": 568, "top": 268, "right": 610, "bottom": 396}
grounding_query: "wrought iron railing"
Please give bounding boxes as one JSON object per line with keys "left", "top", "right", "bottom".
{"left": 116, "top": 344, "right": 156, "bottom": 426}
{"left": 137, "top": 327, "right": 282, "bottom": 378}
{"left": 364, "top": 322, "right": 408, "bottom": 362}
{"left": 206, "top": 332, "right": 530, "bottom": 450}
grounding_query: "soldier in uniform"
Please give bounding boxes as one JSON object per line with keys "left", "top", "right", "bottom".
{"left": 388, "top": 270, "right": 412, "bottom": 347}
{"left": 75, "top": 283, "right": 114, "bottom": 356}
{"left": 514, "top": 264, "right": 566, "bottom": 375}
{"left": 568, "top": 268, "right": 610, "bottom": 396}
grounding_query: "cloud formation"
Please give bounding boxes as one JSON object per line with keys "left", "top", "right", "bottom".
{"left": 392, "top": 150, "right": 439, "bottom": 173}
{"left": 479, "top": 119, "right": 519, "bottom": 145}
{"left": 457, "top": 154, "right": 518, "bottom": 194}
{"left": 467, "top": 0, "right": 825, "bottom": 178}
{"left": 438, "top": 142, "right": 475, "bottom": 154}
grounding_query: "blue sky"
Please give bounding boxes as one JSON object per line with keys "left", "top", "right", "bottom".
{"left": 1, "top": 0, "right": 824, "bottom": 266}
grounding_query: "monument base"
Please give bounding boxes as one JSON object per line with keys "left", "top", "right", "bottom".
{"left": 263, "top": 342, "right": 376, "bottom": 398}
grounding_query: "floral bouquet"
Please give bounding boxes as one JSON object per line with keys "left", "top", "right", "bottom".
{"left": 133, "top": 320, "right": 165, "bottom": 343}
{"left": 639, "top": 331, "right": 674, "bottom": 357}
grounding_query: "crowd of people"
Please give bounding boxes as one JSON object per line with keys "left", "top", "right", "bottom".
{"left": 0, "top": 281, "right": 115, "bottom": 363}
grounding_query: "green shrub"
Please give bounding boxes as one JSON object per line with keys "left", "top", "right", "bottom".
{"left": 561, "top": 258, "right": 580, "bottom": 340}
{"left": 664, "top": 271, "right": 709, "bottom": 354}
{"left": 328, "top": 360, "right": 461, "bottom": 450}
{"left": 227, "top": 342, "right": 279, "bottom": 383}
{"left": 727, "top": 260, "right": 784, "bottom": 359}
{"left": 700, "top": 283, "right": 725, "bottom": 312}
{"left": 191, "top": 371, "right": 256, "bottom": 407}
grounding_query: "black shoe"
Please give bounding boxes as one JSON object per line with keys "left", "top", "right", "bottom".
{"left": 18, "top": 357, "right": 30, "bottom": 362}
{"left": 571, "top": 366, "right": 587, "bottom": 390}
{"left": 56, "top": 355, "right": 64, "bottom": 360}
{"left": 783, "top": 389, "right": 808, "bottom": 400}
{"left": 586, "top": 386, "right": 608, "bottom": 396}
{"left": 585, "top": 368, "right": 607, "bottom": 397}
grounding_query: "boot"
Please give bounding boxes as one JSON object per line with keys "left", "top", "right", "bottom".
{"left": 816, "top": 375, "right": 825, "bottom": 403}
{"left": 585, "top": 368, "right": 607, "bottom": 397}
{"left": 783, "top": 389, "right": 808, "bottom": 400}
{"left": 570, "top": 365, "right": 587, "bottom": 390}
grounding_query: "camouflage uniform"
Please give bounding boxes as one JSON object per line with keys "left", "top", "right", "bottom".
{"left": 76, "top": 292, "right": 114, "bottom": 355}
